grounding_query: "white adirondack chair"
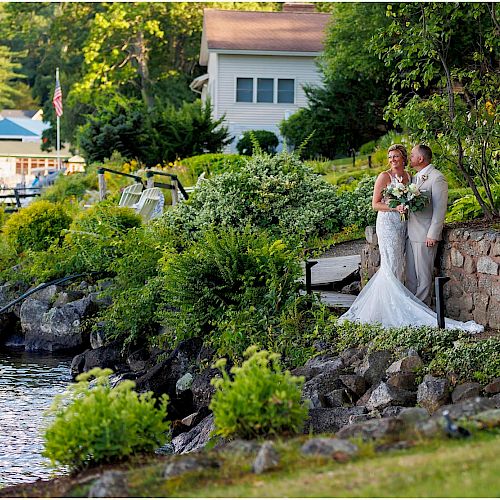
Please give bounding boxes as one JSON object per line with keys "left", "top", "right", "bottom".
{"left": 118, "top": 183, "right": 144, "bottom": 208}
{"left": 133, "top": 187, "right": 163, "bottom": 221}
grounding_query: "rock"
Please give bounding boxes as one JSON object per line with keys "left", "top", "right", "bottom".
{"left": 0, "top": 312, "right": 23, "bottom": 347}
{"left": 19, "top": 299, "right": 49, "bottom": 342}
{"left": 53, "top": 290, "right": 85, "bottom": 307}
{"left": 470, "top": 409, "right": 500, "bottom": 429}
{"left": 491, "top": 394, "right": 500, "bottom": 408}
{"left": 325, "top": 389, "right": 350, "bottom": 407}
{"left": 451, "top": 382, "right": 482, "bottom": 403}
{"left": 412, "top": 417, "right": 446, "bottom": 439}
{"left": 398, "top": 407, "right": 430, "bottom": 426}
{"left": 339, "top": 346, "right": 367, "bottom": 367}
{"left": 305, "top": 407, "right": 367, "bottom": 434}
{"left": 386, "top": 355, "right": 423, "bottom": 375}
{"left": 126, "top": 347, "right": 151, "bottom": 373}
{"left": 88, "top": 471, "right": 129, "bottom": 498}
{"left": 89, "top": 322, "right": 108, "bottom": 350}
{"left": 172, "top": 414, "right": 215, "bottom": 454}
{"left": 191, "top": 367, "right": 220, "bottom": 412}
{"left": 365, "top": 226, "right": 378, "bottom": 246}
{"left": 365, "top": 382, "right": 416, "bottom": 411}
{"left": 341, "top": 281, "right": 361, "bottom": 295}
{"left": 303, "top": 355, "right": 344, "bottom": 379}
{"left": 302, "top": 372, "right": 346, "bottom": 409}
{"left": 155, "top": 443, "right": 175, "bottom": 456}
{"left": 356, "top": 386, "right": 374, "bottom": 407}
{"left": 484, "top": 378, "right": 500, "bottom": 395}
{"left": 435, "top": 397, "right": 495, "bottom": 420}
{"left": 375, "top": 441, "right": 414, "bottom": 453}
{"left": 176, "top": 372, "right": 194, "bottom": 394}
{"left": 336, "top": 417, "right": 404, "bottom": 441}
{"left": 70, "top": 342, "right": 124, "bottom": 379}
{"left": 23, "top": 297, "right": 94, "bottom": 352}
{"left": 381, "top": 406, "right": 408, "bottom": 418}
{"left": 301, "top": 438, "right": 358, "bottom": 459}
{"left": 253, "top": 441, "right": 279, "bottom": 474}
{"left": 29, "top": 284, "right": 60, "bottom": 304}
{"left": 89, "top": 291, "right": 113, "bottom": 309}
{"left": 218, "top": 439, "right": 261, "bottom": 455}
{"left": 355, "top": 350, "right": 392, "bottom": 386}
{"left": 164, "top": 456, "right": 219, "bottom": 479}
{"left": 387, "top": 372, "right": 418, "bottom": 391}
{"left": 339, "top": 374, "right": 367, "bottom": 399}
{"left": 416, "top": 375, "right": 450, "bottom": 413}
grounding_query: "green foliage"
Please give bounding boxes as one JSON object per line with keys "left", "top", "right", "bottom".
{"left": 158, "top": 228, "right": 302, "bottom": 361}
{"left": 446, "top": 185, "right": 500, "bottom": 223}
{"left": 210, "top": 346, "right": 307, "bottom": 439}
{"left": 43, "top": 368, "right": 169, "bottom": 471}
{"left": 161, "top": 150, "right": 341, "bottom": 246}
{"left": 27, "top": 203, "right": 142, "bottom": 281}
{"left": 328, "top": 320, "right": 500, "bottom": 384}
{"left": 337, "top": 175, "right": 377, "bottom": 228}
{"left": 41, "top": 170, "right": 97, "bottom": 204}
{"left": 236, "top": 130, "right": 279, "bottom": 156}
{"left": 144, "top": 100, "right": 232, "bottom": 165}
{"left": 3, "top": 200, "right": 72, "bottom": 254}
{"left": 359, "top": 140, "right": 377, "bottom": 155}
{"left": 181, "top": 153, "right": 247, "bottom": 179}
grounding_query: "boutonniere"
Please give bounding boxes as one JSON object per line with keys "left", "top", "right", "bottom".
{"left": 421, "top": 174, "right": 429, "bottom": 182}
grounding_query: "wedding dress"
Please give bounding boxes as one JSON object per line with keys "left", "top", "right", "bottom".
{"left": 338, "top": 174, "right": 483, "bottom": 333}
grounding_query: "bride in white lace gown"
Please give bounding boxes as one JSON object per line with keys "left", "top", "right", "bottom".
{"left": 339, "top": 144, "right": 483, "bottom": 333}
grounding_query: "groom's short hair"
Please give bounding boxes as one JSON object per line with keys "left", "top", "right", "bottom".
{"left": 417, "top": 145, "right": 432, "bottom": 163}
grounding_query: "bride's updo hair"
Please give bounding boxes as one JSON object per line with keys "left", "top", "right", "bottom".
{"left": 388, "top": 144, "right": 408, "bottom": 166}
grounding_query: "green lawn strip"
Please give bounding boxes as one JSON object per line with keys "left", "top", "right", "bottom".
{"left": 123, "top": 432, "right": 499, "bottom": 498}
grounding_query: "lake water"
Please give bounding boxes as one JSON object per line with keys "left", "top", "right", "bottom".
{"left": 0, "top": 349, "right": 72, "bottom": 488}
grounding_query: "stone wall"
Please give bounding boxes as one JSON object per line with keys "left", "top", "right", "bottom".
{"left": 360, "top": 225, "right": 500, "bottom": 329}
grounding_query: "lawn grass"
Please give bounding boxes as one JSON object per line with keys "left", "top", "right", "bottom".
{"left": 123, "top": 432, "right": 500, "bottom": 498}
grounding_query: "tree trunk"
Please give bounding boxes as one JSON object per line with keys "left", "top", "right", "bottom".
{"left": 133, "top": 30, "right": 154, "bottom": 110}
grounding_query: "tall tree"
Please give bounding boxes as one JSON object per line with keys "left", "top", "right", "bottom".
{"left": 0, "top": 45, "right": 22, "bottom": 107}
{"left": 373, "top": 2, "right": 499, "bottom": 219}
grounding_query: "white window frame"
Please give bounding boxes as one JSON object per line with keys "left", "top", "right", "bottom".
{"left": 235, "top": 77, "right": 296, "bottom": 105}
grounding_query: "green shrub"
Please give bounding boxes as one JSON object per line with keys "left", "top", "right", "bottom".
{"left": 236, "top": 130, "right": 279, "bottom": 156}
{"left": 446, "top": 185, "right": 500, "bottom": 222}
{"left": 161, "top": 150, "right": 341, "bottom": 246}
{"left": 181, "top": 153, "right": 247, "bottom": 178}
{"left": 359, "top": 140, "right": 377, "bottom": 155}
{"left": 3, "top": 200, "right": 72, "bottom": 253}
{"left": 158, "top": 228, "right": 302, "bottom": 361}
{"left": 210, "top": 346, "right": 307, "bottom": 439}
{"left": 43, "top": 368, "right": 169, "bottom": 471}
{"left": 41, "top": 171, "right": 97, "bottom": 204}
{"left": 337, "top": 175, "right": 377, "bottom": 228}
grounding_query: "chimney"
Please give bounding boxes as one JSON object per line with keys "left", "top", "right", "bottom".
{"left": 282, "top": 3, "right": 316, "bottom": 13}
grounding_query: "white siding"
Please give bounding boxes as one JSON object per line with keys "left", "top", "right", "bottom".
{"left": 213, "top": 54, "right": 322, "bottom": 151}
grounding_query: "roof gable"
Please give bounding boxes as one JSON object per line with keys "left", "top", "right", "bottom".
{"left": 200, "top": 9, "right": 330, "bottom": 65}
{"left": 0, "top": 118, "right": 39, "bottom": 137}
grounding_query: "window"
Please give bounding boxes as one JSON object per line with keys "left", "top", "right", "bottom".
{"left": 236, "top": 78, "right": 253, "bottom": 102}
{"left": 257, "top": 78, "right": 273, "bottom": 103}
{"left": 16, "top": 158, "right": 29, "bottom": 175}
{"left": 278, "top": 79, "right": 295, "bottom": 103}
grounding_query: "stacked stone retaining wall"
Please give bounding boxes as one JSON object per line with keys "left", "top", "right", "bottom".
{"left": 361, "top": 225, "right": 500, "bottom": 329}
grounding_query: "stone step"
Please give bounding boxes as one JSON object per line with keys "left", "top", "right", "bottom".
{"left": 301, "top": 255, "right": 361, "bottom": 286}
{"left": 318, "top": 291, "right": 357, "bottom": 309}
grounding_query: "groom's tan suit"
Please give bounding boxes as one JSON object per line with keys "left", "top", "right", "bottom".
{"left": 406, "top": 164, "right": 448, "bottom": 305}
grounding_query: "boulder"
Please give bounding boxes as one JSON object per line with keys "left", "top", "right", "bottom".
{"left": 336, "top": 417, "right": 404, "bottom": 441}
{"left": 339, "top": 346, "right": 367, "bottom": 368}
{"left": 387, "top": 372, "right": 418, "bottom": 392}
{"left": 53, "top": 290, "right": 85, "bottom": 307}
{"left": 435, "top": 397, "right": 495, "bottom": 420}
{"left": 218, "top": 439, "right": 261, "bottom": 455}
{"left": 416, "top": 375, "right": 450, "bottom": 413}
{"left": 302, "top": 372, "right": 346, "bottom": 409}
{"left": 338, "top": 374, "right": 367, "bottom": 399}
{"left": 253, "top": 441, "right": 280, "bottom": 474}
{"left": 88, "top": 471, "right": 129, "bottom": 498}
{"left": 89, "top": 291, "right": 113, "bottom": 310}
{"left": 381, "top": 406, "right": 408, "bottom": 418}
{"left": 70, "top": 342, "right": 124, "bottom": 379}
{"left": 305, "top": 407, "right": 367, "bottom": 434}
{"left": 301, "top": 438, "right": 358, "bottom": 459}
{"left": 386, "top": 355, "right": 423, "bottom": 375}
{"left": 398, "top": 407, "right": 430, "bottom": 426}
{"left": 164, "top": 456, "right": 219, "bottom": 479}
{"left": 176, "top": 372, "right": 194, "bottom": 395}
{"left": 365, "top": 382, "right": 416, "bottom": 411}
{"left": 300, "top": 355, "right": 344, "bottom": 380}
{"left": 29, "top": 284, "right": 60, "bottom": 304}
{"left": 451, "top": 382, "right": 482, "bottom": 403}
{"left": 470, "top": 409, "right": 500, "bottom": 429}
{"left": 325, "top": 389, "right": 350, "bottom": 407}
{"left": 172, "top": 414, "right": 216, "bottom": 454}
{"left": 191, "top": 367, "right": 220, "bottom": 411}
{"left": 484, "top": 378, "right": 500, "bottom": 395}
{"left": 491, "top": 394, "right": 500, "bottom": 408}
{"left": 0, "top": 312, "right": 23, "bottom": 347}
{"left": 23, "top": 297, "right": 93, "bottom": 352}
{"left": 355, "top": 350, "right": 392, "bottom": 386}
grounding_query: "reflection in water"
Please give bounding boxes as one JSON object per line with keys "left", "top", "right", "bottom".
{"left": 0, "top": 349, "right": 72, "bottom": 487}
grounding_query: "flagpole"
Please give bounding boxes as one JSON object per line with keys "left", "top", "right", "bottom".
{"left": 56, "top": 67, "right": 61, "bottom": 170}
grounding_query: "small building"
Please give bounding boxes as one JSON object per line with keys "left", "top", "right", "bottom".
{"left": 191, "top": 4, "right": 330, "bottom": 152}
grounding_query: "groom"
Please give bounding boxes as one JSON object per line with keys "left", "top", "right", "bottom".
{"left": 406, "top": 145, "right": 448, "bottom": 306}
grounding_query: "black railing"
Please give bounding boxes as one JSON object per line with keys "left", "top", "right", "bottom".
{"left": 0, "top": 187, "right": 42, "bottom": 212}
{"left": 96, "top": 167, "right": 143, "bottom": 184}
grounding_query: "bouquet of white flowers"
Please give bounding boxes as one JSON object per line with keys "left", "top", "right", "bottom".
{"left": 383, "top": 178, "right": 429, "bottom": 221}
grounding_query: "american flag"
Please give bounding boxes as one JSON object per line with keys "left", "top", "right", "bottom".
{"left": 52, "top": 75, "right": 63, "bottom": 117}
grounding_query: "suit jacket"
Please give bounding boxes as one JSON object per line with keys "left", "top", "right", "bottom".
{"left": 408, "top": 164, "right": 448, "bottom": 242}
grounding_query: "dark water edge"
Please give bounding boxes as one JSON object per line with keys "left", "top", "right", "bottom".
{"left": 0, "top": 347, "right": 73, "bottom": 488}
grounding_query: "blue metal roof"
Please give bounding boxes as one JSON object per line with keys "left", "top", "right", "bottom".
{"left": 0, "top": 118, "right": 49, "bottom": 138}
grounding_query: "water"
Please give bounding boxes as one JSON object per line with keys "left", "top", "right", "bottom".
{"left": 0, "top": 349, "right": 72, "bottom": 488}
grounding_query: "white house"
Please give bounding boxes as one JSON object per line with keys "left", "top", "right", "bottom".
{"left": 190, "top": 4, "right": 330, "bottom": 152}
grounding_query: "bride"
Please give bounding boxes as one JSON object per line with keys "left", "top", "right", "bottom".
{"left": 339, "top": 144, "right": 483, "bottom": 333}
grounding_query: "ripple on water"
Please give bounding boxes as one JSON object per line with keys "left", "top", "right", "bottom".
{"left": 0, "top": 350, "right": 72, "bottom": 487}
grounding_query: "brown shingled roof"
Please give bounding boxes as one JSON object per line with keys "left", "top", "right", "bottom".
{"left": 201, "top": 9, "right": 330, "bottom": 62}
